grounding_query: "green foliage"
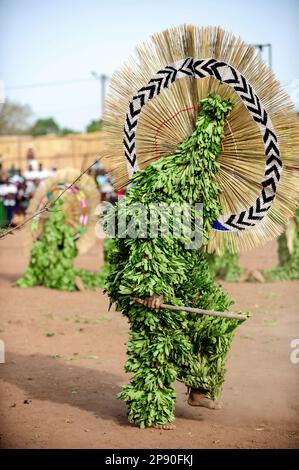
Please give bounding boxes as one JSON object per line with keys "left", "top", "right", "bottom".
{"left": 105, "top": 95, "right": 242, "bottom": 427}
{"left": 17, "top": 199, "right": 104, "bottom": 291}
{"left": 95, "top": 237, "right": 117, "bottom": 287}
{"left": 60, "top": 127, "right": 78, "bottom": 136}
{"left": 31, "top": 117, "right": 60, "bottom": 136}
{"left": 86, "top": 119, "right": 102, "bottom": 133}
{"left": 0, "top": 202, "right": 7, "bottom": 228}
{"left": 30, "top": 117, "right": 78, "bottom": 137}
{"left": 264, "top": 202, "right": 299, "bottom": 281}
{"left": 207, "top": 247, "right": 243, "bottom": 281}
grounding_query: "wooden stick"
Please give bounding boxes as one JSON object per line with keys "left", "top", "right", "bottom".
{"left": 160, "top": 303, "right": 249, "bottom": 321}
{"left": 133, "top": 298, "right": 249, "bottom": 321}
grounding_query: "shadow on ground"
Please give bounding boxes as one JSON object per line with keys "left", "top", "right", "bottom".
{"left": 1, "top": 352, "right": 204, "bottom": 426}
{"left": 1, "top": 352, "right": 128, "bottom": 424}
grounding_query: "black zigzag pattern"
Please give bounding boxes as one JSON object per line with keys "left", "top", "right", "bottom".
{"left": 123, "top": 57, "right": 282, "bottom": 232}
{"left": 178, "top": 58, "right": 195, "bottom": 76}
{"left": 123, "top": 58, "right": 197, "bottom": 171}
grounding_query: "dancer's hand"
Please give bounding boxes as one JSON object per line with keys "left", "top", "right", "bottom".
{"left": 138, "top": 294, "right": 164, "bottom": 309}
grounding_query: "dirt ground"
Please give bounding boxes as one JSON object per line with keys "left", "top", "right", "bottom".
{"left": 0, "top": 233, "right": 298, "bottom": 449}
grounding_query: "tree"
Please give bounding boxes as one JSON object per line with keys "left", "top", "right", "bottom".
{"left": 60, "top": 127, "right": 78, "bottom": 136}
{"left": 0, "top": 100, "right": 33, "bottom": 135}
{"left": 86, "top": 119, "right": 102, "bottom": 133}
{"left": 30, "top": 117, "right": 60, "bottom": 136}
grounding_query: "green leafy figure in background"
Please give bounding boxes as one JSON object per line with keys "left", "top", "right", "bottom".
{"left": 97, "top": 237, "right": 117, "bottom": 285}
{"left": 207, "top": 247, "right": 243, "bottom": 282}
{"left": 104, "top": 95, "right": 245, "bottom": 429}
{"left": 17, "top": 198, "right": 105, "bottom": 291}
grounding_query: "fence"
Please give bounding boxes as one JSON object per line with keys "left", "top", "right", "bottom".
{"left": 0, "top": 132, "right": 105, "bottom": 172}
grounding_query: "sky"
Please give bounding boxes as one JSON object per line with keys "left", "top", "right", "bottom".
{"left": 1, "top": 0, "right": 298, "bottom": 131}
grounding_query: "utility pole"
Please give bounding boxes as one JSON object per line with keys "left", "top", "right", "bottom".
{"left": 91, "top": 71, "right": 109, "bottom": 117}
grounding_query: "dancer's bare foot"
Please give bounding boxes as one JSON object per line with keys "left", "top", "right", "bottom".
{"left": 251, "top": 269, "right": 265, "bottom": 283}
{"left": 238, "top": 269, "right": 251, "bottom": 283}
{"left": 147, "top": 423, "right": 176, "bottom": 430}
{"left": 187, "top": 388, "right": 222, "bottom": 409}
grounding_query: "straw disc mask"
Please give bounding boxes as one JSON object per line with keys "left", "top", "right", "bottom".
{"left": 25, "top": 168, "right": 98, "bottom": 255}
{"left": 102, "top": 25, "right": 299, "bottom": 253}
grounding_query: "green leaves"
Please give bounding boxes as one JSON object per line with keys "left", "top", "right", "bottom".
{"left": 265, "top": 201, "right": 299, "bottom": 281}
{"left": 207, "top": 247, "right": 243, "bottom": 281}
{"left": 104, "top": 94, "right": 242, "bottom": 426}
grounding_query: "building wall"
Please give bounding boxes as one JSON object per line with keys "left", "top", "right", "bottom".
{"left": 0, "top": 132, "right": 105, "bottom": 172}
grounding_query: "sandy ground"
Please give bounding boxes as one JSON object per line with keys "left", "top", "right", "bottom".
{"left": 0, "top": 233, "right": 298, "bottom": 449}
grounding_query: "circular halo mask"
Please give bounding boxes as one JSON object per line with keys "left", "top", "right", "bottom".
{"left": 102, "top": 25, "right": 299, "bottom": 253}
{"left": 25, "top": 168, "right": 99, "bottom": 255}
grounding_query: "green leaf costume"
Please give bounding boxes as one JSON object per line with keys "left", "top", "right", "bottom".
{"left": 105, "top": 95, "right": 241, "bottom": 428}
{"left": 17, "top": 198, "right": 105, "bottom": 291}
{"left": 207, "top": 247, "right": 243, "bottom": 282}
{"left": 264, "top": 201, "right": 299, "bottom": 281}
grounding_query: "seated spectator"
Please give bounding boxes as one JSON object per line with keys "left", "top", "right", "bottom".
{"left": 26, "top": 144, "right": 38, "bottom": 170}
{"left": 24, "top": 164, "right": 39, "bottom": 181}
{"left": 0, "top": 162, "right": 6, "bottom": 184}
{"left": 10, "top": 169, "right": 24, "bottom": 185}
{"left": 24, "top": 178, "right": 36, "bottom": 200}
{"left": 117, "top": 188, "right": 126, "bottom": 200}
{"left": 33, "top": 177, "right": 41, "bottom": 190}
{"left": 1, "top": 177, "right": 17, "bottom": 226}
{"left": 37, "top": 163, "right": 52, "bottom": 180}
{"left": 11, "top": 209, "right": 25, "bottom": 227}
{"left": 16, "top": 181, "right": 29, "bottom": 213}
{"left": 0, "top": 181, "right": 7, "bottom": 227}
{"left": 95, "top": 168, "right": 108, "bottom": 189}
{"left": 8, "top": 164, "right": 18, "bottom": 178}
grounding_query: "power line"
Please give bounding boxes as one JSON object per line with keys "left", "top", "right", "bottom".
{"left": 6, "top": 44, "right": 270, "bottom": 93}
{"left": 5, "top": 42, "right": 271, "bottom": 91}
{"left": 45, "top": 104, "right": 104, "bottom": 114}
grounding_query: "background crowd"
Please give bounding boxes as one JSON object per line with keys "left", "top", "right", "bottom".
{"left": 0, "top": 146, "right": 119, "bottom": 228}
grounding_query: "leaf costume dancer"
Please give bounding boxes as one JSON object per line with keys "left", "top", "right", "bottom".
{"left": 207, "top": 246, "right": 243, "bottom": 282}
{"left": 96, "top": 237, "right": 117, "bottom": 287}
{"left": 17, "top": 168, "right": 103, "bottom": 291}
{"left": 264, "top": 199, "right": 299, "bottom": 281}
{"left": 102, "top": 25, "right": 299, "bottom": 428}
